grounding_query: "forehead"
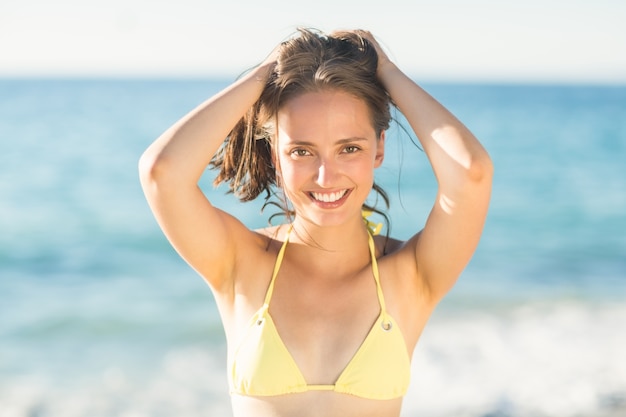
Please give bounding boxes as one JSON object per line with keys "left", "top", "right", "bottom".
{"left": 276, "top": 90, "right": 375, "bottom": 142}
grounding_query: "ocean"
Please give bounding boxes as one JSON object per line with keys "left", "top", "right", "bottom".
{"left": 0, "top": 79, "right": 625, "bottom": 417}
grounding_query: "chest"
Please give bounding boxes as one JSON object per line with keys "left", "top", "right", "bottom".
{"left": 268, "top": 267, "right": 382, "bottom": 383}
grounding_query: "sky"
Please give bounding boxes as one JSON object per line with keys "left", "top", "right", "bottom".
{"left": 1, "top": 0, "right": 625, "bottom": 83}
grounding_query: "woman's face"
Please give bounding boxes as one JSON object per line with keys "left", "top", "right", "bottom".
{"left": 275, "top": 89, "right": 385, "bottom": 229}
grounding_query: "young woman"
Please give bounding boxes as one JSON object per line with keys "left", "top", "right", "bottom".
{"left": 139, "top": 28, "right": 492, "bottom": 417}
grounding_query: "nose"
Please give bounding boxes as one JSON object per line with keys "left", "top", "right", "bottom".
{"left": 316, "top": 158, "right": 339, "bottom": 188}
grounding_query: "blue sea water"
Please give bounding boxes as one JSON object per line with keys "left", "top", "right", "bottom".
{"left": 0, "top": 79, "right": 625, "bottom": 417}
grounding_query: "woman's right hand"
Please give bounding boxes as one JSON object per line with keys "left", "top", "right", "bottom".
{"left": 138, "top": 39, "right": 283, "bottom": 293}
{"left": 254, "top": 43, "right": 281, "bottom": 82}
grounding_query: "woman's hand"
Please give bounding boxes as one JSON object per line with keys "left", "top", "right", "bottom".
{"left": 360, "top": 30, "right": 394, "bottom": 73}
{"left": 329, "top": 29, "right": 394, "bottom": 78}
{"left": 256, "top": 43, "right": 281, "bottom": 80}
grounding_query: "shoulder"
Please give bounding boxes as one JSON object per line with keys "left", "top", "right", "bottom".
{"left": 373, "top": 234, "right": 404, "bottom": 257}
{"left": 234, "top": 223, "right": 292, "bottom": 270}
{"left": 253, "top": 223, "right": 291, "bottom": 247}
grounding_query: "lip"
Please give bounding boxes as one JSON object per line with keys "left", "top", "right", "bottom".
{"left": 307, "top": 189, "right": 352, "bottom": 208}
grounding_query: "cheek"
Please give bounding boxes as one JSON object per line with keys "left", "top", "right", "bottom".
{"left": 276, "top": 157, "right": 304, "bottom": 188}
{"left": 347, "top": 157, "right": 376, "bottom": 178}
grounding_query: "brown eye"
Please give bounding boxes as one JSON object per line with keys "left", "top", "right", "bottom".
{"left": 291, "top": 148, "right": 310, "bottom": 157}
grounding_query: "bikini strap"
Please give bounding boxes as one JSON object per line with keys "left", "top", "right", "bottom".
{"left": 263, "top": 225, "right": 292, "bottom": 306}
{"left": 265, "top": 228, "right": 386, "bottom": 315}
{"left": 367, "top": 232, "right": 387, "bottom": 315}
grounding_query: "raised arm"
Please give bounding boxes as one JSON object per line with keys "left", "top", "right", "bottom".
{"left": 365, "top": 32, "right": 493, "bottom": 303}
{"left": 138, "top": 53, "right": 277, "bottom": 292}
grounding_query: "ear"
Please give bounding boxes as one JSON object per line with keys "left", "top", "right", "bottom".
{"left": 374, "top": 130, "right": 385, "bottom": 168}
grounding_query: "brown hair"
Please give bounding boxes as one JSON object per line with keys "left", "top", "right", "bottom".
{"left": 210, "top": 28, "right": 393, "bottom": 225}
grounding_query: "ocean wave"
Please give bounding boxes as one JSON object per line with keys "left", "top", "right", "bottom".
{"left": 402, "top": 301, "right": 626, "bottom": 417}
{"left": 1, "top": 302, "right": 624, "bottom": 417}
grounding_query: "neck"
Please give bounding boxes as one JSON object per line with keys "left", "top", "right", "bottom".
{"left": 289, "top": 215, "right": 370, "bottom": 253}
{"left": 285, "top": 216, "right": 374, "bottom": 282}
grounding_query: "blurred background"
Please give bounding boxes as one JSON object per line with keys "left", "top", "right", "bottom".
{"left": 1, "top": 1, "right": 625, "bottom": 416}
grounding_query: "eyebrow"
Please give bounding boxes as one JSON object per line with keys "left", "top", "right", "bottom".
{"left": 287, "top": 137, "right": 370, "bottom": 146}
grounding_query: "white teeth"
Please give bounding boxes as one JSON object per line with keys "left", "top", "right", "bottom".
{"left": 312, "top": 190, "right": 346, "bottom": 203}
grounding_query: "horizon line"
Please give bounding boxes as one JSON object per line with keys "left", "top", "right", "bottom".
{"left": 1, "top": 74, "right": 625, "bottom": 87}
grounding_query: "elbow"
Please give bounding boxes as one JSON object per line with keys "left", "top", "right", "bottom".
{"left": 138, "top": 149, "right": 156, "bottom": 185}
{"left": 467, "top": 151, "right": 493, "bottom": 185}
{"left": 138, "top": 147, "right": 170, "bottom": 188}
{"left": 138, "top": 145, "right": 203, "bottom": 196}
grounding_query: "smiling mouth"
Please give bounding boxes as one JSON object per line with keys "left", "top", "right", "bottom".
{"left": 310, "top": 190, "right": 349, "bottom": 203}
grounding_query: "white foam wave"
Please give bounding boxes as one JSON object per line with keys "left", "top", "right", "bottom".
{"left": 1, "top": 302, "right": 625, "bottom": 417}
{"left": 0, "top": 348, "right": 232, "bottom": 417}
{"left": 402, "top": 301, "right": 626, "bottom": 417}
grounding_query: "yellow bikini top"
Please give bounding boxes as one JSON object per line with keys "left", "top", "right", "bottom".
{"left": 228, "top": 227, "right": 411, "bottom": 400}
